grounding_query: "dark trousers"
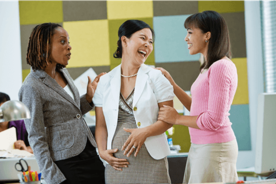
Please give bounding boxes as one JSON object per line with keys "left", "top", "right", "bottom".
{"left": 55, "top": 139, "right": 105, "bottom": 184}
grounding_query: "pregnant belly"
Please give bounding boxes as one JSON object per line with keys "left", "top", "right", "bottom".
{"left": 111, "top": 121, "right": 142, "bottom": 159}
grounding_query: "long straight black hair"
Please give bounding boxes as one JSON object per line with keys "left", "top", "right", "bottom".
{"left": 184, "top": 11, "right": 232, "bottom": 69}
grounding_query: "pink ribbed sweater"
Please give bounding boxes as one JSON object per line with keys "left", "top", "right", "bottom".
{"left": 189, "top": 58, "right": 237, "bottom": 144}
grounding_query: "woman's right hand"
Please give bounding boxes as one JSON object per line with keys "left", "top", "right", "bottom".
{"left": 99, "top": 149, "right": 129, "bottom": 171}
{"left": 155, "top": 67, "right": 176, "bottom": 86}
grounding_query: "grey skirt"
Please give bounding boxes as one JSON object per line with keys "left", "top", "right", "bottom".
{"left": 183, "top": 139, "right": 238, "bottom": 183}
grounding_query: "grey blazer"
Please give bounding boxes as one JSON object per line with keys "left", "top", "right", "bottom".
{"left": 19, "top": 68, "right": 97, "bottom": 184}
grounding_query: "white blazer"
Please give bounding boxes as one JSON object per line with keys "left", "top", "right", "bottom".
{"left": 93, "top": 64, "right": 174, "bottom": 160}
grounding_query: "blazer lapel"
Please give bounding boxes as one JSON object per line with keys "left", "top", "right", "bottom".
{"left": 33, "top": 69, "right": 79, "bottom": 109}
{"left": 133, "top": 64, "right": 150, "bottom": 107}
{"left": 60, "top": 68, "right": 80, "bottom": 108}
{"left": 110, "top": 65, "right": 121, "bottom": 109}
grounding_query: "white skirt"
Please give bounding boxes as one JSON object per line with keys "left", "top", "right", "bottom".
{"left": 183, "top": 139, "right": 238, "bottom": 183}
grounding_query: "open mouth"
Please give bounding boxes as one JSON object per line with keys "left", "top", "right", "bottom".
{"left": 138, "top": 50, "right": 147, "bottom": 58}
{"left": 188, "top": 44, "right": 192, "bottom": 49}
{"left": 66, "top": 53, "right": 71, "bottom": 59}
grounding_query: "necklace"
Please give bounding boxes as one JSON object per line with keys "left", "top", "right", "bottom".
{"left": 121, "top": 73, "right": 137, "bottom": 78}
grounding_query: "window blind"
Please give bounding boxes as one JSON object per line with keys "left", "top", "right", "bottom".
{"left": 261, "top": 1, "right": 276, "bottom": 93}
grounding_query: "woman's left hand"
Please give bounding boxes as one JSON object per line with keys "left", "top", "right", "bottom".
{"left": 122, "top": 128, "right": 149, "bottom": 157}
{"left": 158, "top": 105, "right": 179, "bottom": 124}
{"left": 86, "top": 72, "right": 106, "bottom": 103}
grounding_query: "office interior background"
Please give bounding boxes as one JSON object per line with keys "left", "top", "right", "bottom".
{"left": 0, "top": 0, "right": 275, "bottom": 173}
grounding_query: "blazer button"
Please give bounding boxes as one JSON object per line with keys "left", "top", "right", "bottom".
{"left": 133, "top": 107, "right": 137, "bottom": 111}
{"left": 76, "top": 114, "right": 81, "bottom": 119}
{"left": 137, "top": 122, "right": 141, "bottom": 127}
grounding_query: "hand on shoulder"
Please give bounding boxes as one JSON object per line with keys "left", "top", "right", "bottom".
{"left": 154, "top": 67, "right": 176, "bottom": 86}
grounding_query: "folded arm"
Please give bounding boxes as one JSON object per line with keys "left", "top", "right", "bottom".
{"left": 122, "top": 100, "right": 173, "bottom": 157}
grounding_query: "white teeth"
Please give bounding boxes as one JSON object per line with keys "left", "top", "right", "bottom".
{"left": 188, "top": 44, "right": 192, "bottom": 48}
{"left": 139, "top": 50, "right": 146, "bottom": 55}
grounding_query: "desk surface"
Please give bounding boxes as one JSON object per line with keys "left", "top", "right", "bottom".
{"left": 0, "top": 157, "right": 40, "bottom": 182}
{"left": 168, "top": 152, "right": 188, "bottom": 158}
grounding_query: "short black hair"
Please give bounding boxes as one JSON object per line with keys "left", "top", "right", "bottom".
{"left": 27, "top": 23, "right": 63, "bottom": 71}
{"left": 0, "top": 92, "right": 10, "bottom": 104}
{"left": 113, "top": 20, "right": 154, "bottom": 58}
{"left": 184, "top": 11, "right": 232, "bottom": 69}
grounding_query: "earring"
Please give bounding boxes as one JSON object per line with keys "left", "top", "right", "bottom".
{"left": 205, "top": 40, "right": 208, "bottom": 43}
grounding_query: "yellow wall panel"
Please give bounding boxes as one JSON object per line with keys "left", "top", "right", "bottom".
{"left": 198, "top": 1, "right": 244, "bottom": 13}
{"left": 107, "top": 1, "right": 153, "bottom": 20}
{"left": 232, "top": 58, "right": 249, "bottom": 105}
{"left": 170, "top": 125, "right": 191, "bottom": 153}
{"left": 22, "top": 69, "right": 30, "bottom": 82}
{"left": 19, "top": 1, "right": 63, "bottom": 25}
{"left": 63, "top": 20, "right": 110, "bottom": 68}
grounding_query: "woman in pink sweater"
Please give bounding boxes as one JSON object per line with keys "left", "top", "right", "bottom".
{"left": 157, "top": 11, "right": 238, "bottom": 183}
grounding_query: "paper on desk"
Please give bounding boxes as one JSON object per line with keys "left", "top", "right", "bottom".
{"left": 0, "top": 127, "right": 34, "bottom": 158}
{"left": 73, "top": 68, "right": 97, "bottom": 96}
{"left": 0, "top": 149, "right": 33, "bottom": 158}
{"left": 0, "top": 127, "right": 16, "bottom": 150}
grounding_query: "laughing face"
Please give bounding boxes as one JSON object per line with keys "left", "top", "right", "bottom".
{"left": 50, "top": 27, "right": 72, "bottom": 67}
{"left": 123, "top": 28, "right": 153, "bottom": 66}
{"left": 185, "top": 26, "right": 209, "bottom": 57}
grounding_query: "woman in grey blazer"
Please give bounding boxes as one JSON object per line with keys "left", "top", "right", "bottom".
{"left": 19, "top": 23, "right": 105, "bottom": 184}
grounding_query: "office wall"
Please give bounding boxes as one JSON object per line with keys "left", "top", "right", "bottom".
{"left": 18, "top": 1, "right": 251, "bottom": 167}
{"left": 0, "top": 1, "right": 22, "bottom": 100}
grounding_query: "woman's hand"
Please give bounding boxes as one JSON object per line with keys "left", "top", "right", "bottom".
{"left": 86, "top": 72, "right": 106, "bottom": 103}
{"left": 155, "top": 67, "right": 176, "bottom": 86}
{"left": 14, "top": 140, "right": 27, "bottom": 151}
{"left": 122, "top": 128, "right": 149, "bottom": 157}
{"left": 158, "top": 105, "right": 180, "bottom": 125}
{"left": 99, "top": 149, "right": 129, "bottom": 171}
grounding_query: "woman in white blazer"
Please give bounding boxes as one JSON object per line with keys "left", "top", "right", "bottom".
{"left": 93, "top": 20, "right": 174, "bottom": 183}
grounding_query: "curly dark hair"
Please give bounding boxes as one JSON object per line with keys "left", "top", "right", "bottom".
{"left": 26, "top": 23, "right": 65, "bottom": 71}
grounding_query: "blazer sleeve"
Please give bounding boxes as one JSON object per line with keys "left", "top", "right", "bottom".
{"left": 80, "top": 94, "right": 94, "bottom": 115}
{"left": 150, "top": 70, "right": 174, "bottom": 103}
{"left": 19, "top": 84, "right": 66, "bottom": 184}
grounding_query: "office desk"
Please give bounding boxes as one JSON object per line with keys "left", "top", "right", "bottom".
{"left": 0, "top": 154, "right": 187, "bottom": 184}
{"left": 0, "top": 157, "right": 40, "bottom": 183}
{"left": 237, "top": 167, "right": 275, "bottom": 181}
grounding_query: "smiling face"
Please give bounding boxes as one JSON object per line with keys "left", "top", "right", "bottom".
{"left": 123, "top": 28, "right": 153, "bottom": 66}
{"left": 185, "top": 26, "right": 210, "bottom": 57}
{"left": 50, "top": 27, "right": 72, "bottom": 67}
